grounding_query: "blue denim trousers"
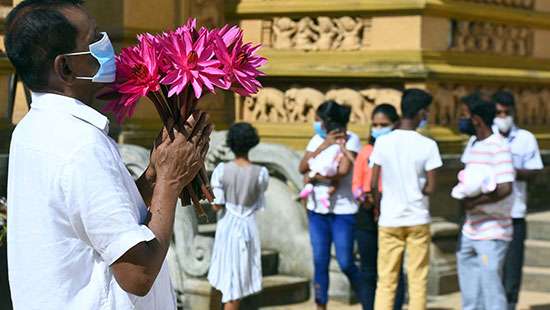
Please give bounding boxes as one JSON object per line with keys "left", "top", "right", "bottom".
{"left": 457, "top": 234, "right": 510, "bottom": 310}
{"left": 308, "top": 211, "right": 369, "bottom": 307}
{"left": 355, "top": 227, "right": 405, "bottom": 310}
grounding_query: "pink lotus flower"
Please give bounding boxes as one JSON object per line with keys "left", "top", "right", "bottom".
{"left": 103, "top": 36, "right": 161, "bottom": 122}
{"left": 214, "top": 29, "right": 267, "bottom": 96}
{"left": 159, "top": 26, "right": 229, "bottom": 98}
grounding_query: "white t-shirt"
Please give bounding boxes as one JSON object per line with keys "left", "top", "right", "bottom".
{"left": 460, "top": 134, "right": 515, "bottom": 241}
{"left": 305, "top": 132, "right": 362, "bottom": 214}
{"left": 7, "top": 93, "right": 175, "bottom": 310}
{"left": 370, "top": 130, "right": 443, "bottom": 227}
{"left": 493, "top": 126, "right": 544, "bottom": 218}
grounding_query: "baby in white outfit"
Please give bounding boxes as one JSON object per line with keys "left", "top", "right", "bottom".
{"left": 299, "top": 144, "right": 343, "bottom": 208}
{"left": 451, "top": 165, "right": 497, "bottom": 199}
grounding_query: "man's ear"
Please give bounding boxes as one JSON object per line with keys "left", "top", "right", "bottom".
{"left": 471, "top": 114, "right": 484, "bottom": 127}
{"left": 53, "top": 55, "right": 75, "bottom": 85}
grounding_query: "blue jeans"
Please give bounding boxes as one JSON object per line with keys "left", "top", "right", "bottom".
{"left": 356, "top": 227, "right": 405, "bottom": 310}
{"left": 457, "top": 234, "right": 509, "bottom": 310}
{"left": 308, "top": 211, "right": 369, "bottom": 307}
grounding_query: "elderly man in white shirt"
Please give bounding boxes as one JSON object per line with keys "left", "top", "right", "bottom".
{"left": 491, "top": 90, "right": 544, "bottom": 310}
{"left": 5, "top": 1, "right": 211, "bottom": 309}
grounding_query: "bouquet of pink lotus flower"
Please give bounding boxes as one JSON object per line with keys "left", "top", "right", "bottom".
{"left": 102, "top": 19, "right": 266, "bottom": 218}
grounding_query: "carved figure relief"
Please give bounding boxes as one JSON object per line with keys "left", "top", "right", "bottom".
{"left": 272, "top": 17, "right": 297, "bottom": 49}
{"left": 450, "top": 20, "right": 533, "bottom": 56}
{"left": 294, "top": 17, "right": 319, "bottom": 51}
{"left": 242, "top": 88, "right": 288, "bottom": 123}
{"left": 333, "top": 17, "right": 363, "bottom": 51}
{"left": 268, "top": 16, "right": 371, "bottom": 51}
{"left": 326, "top": 88, "right": 370, "bottom": 123}
{"left": 284, "top": 87, "right": 325, "bottom": 122}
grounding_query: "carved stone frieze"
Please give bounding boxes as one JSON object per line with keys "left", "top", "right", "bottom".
{"left": 237, "top": 84, "right": 550, "bottom": 127}
{"left": 450, "top": 20, "right": 533, "bottom": 56}
{"left": 267, "top": 16, "right": 371, "bottom": 51}
{"left": 237, "top": 86, "right": 401, "bottom": 125}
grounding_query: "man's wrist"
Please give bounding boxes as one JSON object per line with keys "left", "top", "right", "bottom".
{"left": 152, "top": 179, "right": 181, "bottom": 203}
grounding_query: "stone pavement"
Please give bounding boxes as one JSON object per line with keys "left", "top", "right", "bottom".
{"left": 263, "top": 291, "right": 550, "bottom": 310}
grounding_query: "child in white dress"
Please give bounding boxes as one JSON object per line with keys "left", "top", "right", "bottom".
{"left": 208, "top": 122, "right": 269, "bottom": 310}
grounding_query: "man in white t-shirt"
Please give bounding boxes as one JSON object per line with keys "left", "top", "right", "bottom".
{"left": 491, "top": 91, "right": 543, "bottom": 310}
{"left": 370, "top": 89, "right": 442, "bottom": 310}
{"left": 454, "top": 93, "right": 515, "bottom": 310}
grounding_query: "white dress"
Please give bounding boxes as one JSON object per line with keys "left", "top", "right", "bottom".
{"left": 207, "top": 162, "right": 270, "bottom": 302}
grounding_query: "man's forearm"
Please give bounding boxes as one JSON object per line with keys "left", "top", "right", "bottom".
{"left": 463, "top": 184, "right": 512, "bottom": 209}
{"left": 111, "top": 182, "right": 179, "bottom": 296}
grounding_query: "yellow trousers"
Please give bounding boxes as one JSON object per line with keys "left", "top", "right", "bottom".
{"left": 374, "top": 224, "right": 431, "bottom": 310}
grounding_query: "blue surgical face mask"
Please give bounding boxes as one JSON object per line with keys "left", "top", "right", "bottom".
{"left": 64, "top": 32, "right": 116, "bottom": 83}
{"left": 314, "top": 121, "right": 327, "bottom": 138}
{"left": 371, "top": 126, "right": 392, "bottom": 139}
{"left": 458, "top": 117, "right": 475, "bottom": 135}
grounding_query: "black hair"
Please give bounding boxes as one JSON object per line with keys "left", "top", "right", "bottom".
{"left": 226, "top": 122, "right": 260, "bottom": 156}
{"left": 461, "top": 92, "right": 496, "bottom": 128}
{"left": 321, "top": 100, "right": 351, "bottom": 132}
{"left": 4, "top": 0, "right": 85, "bottom": 91}
{"left": 492, "top": 90, "right": 515, "bottom": 109}
{"left": 372, "top": 103, "right": 399, "bottom": 123}
{"left": 401, "top": 88, "right": 433, "bottom": 119}
{"left": 315, "top": 101, "right": 330, "bottom": 120}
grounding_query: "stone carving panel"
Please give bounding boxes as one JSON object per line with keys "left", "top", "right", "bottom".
{"left": 464, "top": 0, "right": 535, "bottom": 9}
{"left": 237, "top": 86, "right": 402, "bottom": 125}
{"left": 238, "top": 84, "right": 550, "bottom": 127}
{"left": 268, "top": 16, "right": 371, "bottom": 51}
{"left": 450, "top": 20, "right": 533, "bottom": 56}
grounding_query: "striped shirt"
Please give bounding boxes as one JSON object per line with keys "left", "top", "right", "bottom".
{"left": 461, "top": 134, "right": 515, "bottom": 241}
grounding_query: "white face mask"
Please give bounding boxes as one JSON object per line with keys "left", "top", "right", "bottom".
{"left": 494, "top": 116, "right": 514, "bottom": 133}
{"left": 64, "top": 32, "right": 116, "bottom": 83}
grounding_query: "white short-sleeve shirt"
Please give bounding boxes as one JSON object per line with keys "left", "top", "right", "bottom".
{"left": 305, "top": 132, "right": 362, "bottom": 214}
{"left": 7, "top": 93, "right": 175, "bottom": 310}
{"left": 493, "top": 126, "right": 544, "bottom": 218}
{"left": 370, "top": 129, "right": 443, "bottom": 227}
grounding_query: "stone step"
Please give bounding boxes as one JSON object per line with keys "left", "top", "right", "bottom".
{"left": 525, "top": 240, "right": 550, "bottom": 268}
{"left": 522, "top": 266, "right": 550, "bottom": 292}
{"left": 527, "top": 211, "right": 550, "bottom": 241}
{"left": 261, "top": 249, "right": 279, "bottom": 277}
{"left": 197, "top": 223, "right": 217, "bottom": 238}
{"left": 248, "top": 275, "right": 311, "bottom": 308}
{"left": 185, "top": 275, "right": 310, "bottom": 310}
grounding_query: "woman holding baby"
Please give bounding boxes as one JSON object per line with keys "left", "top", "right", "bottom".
{"left": 298, "top": 100, "right": 368, "bottom": 310}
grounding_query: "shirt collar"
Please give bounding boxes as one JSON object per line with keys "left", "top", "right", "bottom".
{"left": 30, "top": 92, "right": 110, "bottom": 134}
{"left": 491, "top": 124, "right": 518, "bottom": 142}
